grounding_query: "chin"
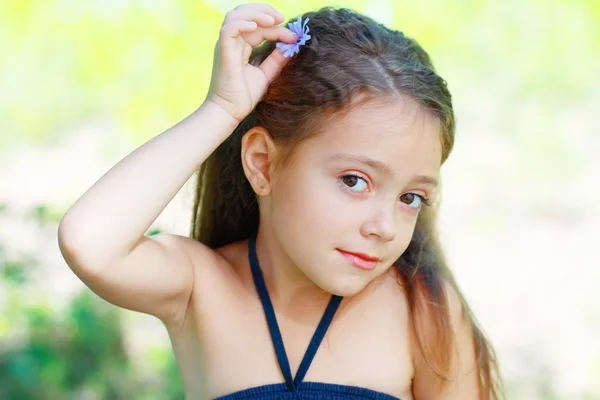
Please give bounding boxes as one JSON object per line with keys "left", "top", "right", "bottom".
{"left": 316, "top": 276, "right": 371, "bottom": 297}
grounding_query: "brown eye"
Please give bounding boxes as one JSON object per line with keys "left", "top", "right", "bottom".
{"left": 400, "top": 193, "right": 425, "bottom": 208}
{"left": 342, "top": 175, "right": 358, "bottom": 187}
{"left": 400, "top": 193, "right": 415, "bottom": 204}
{"left": 341, "top": 175, "right": 368, "bottom": 191}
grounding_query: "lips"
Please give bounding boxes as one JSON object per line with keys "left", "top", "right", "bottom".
{"left": 338, "top": 250, "right": 379, "bottom": 262}
{"left": 337, "top": 249, "right": 380, "bottom": 271}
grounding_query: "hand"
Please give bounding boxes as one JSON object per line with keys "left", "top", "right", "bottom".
{"left": 205, "top": 3, "right": 297, "bottom": 123}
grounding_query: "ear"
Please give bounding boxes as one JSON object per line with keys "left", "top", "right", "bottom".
{"left": 241, "top": 126, "right": 278, "bottom": 196}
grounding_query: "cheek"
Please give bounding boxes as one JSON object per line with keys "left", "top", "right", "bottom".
{"left": 271, "top": 172, "right": 352, "bottom": 236}
{"left": 392, "top": 218, "right": 419, "bottom": 258}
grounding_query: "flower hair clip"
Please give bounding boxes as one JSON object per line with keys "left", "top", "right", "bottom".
{"left": 276, "top": 16, "right": 311, "bottom": 58}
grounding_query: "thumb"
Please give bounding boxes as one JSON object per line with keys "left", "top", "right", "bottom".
{"left": 258, "top": 47, "right": 291, "bottom": 84}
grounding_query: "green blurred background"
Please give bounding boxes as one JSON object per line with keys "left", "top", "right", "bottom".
{"left": 1, "top": 0, "right": 599, "bottom": 399}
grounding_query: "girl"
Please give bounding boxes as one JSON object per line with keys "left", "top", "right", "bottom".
{"left": 58, "top": 3, "right": 502, "bottom": 399}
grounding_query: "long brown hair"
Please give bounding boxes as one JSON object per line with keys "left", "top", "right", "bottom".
{"left": 191, "top": 7, "right": 502, "bottom": 398}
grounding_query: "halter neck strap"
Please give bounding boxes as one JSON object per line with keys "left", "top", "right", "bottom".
{"left": 248, "top": 234, "right": 343, "bottom": 390}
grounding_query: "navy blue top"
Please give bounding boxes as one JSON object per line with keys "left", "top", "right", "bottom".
{"left": 213, "top": 235, "right": 400, "bottom": 400}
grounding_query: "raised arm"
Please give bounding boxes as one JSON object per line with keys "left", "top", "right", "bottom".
{"left": 57, "top": 3, "right": 296, "bottom": 328}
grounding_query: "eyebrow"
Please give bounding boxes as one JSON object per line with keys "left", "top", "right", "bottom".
{"left": 331, "top": 153, "right": 438, "bottom": 188}
{"left": 411, "top": 175, "right": 439, "bottom": 188}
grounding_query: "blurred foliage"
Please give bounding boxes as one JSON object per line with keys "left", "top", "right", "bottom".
{"left": 0, "top": 262, "right": 184, "bottom": 399}
{"left": 0, "top": 206, "right": 183, "bottom": 398}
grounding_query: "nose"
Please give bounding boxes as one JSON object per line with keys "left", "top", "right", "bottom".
{"left": 359, "top": 206, "right": 396, "bottom": 242}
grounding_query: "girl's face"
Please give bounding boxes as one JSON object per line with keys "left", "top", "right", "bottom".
{"left": 267, "top": 97, "right": 443, "bottom": 296}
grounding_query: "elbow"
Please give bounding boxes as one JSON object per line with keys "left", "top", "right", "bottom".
{"left": 57, "top": 217, "right": 109, "bottom": 277}
{"left": 57, "top": 214, "right": 89, "bottom": 258}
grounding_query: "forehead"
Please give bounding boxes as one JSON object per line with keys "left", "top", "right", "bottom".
{"left": 298, "top": 97, "right": 443, "bottom": 173}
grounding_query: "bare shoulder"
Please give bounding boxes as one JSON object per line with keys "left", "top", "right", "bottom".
{"left": 180, "top": 238, "right": 253, "bottom": 316}
{"left": 161, "top": 234, "right": 228, "bottom": 268}
{"left": 441, "top": 279, "right": 470, "bottom": 332}
{"left": 409, "top": 277, "right": 480, "bottom": 399}
{"left": 182, "top": 237, "right": 249, "bottom": 279}
{"left": 158, "top": 235, "right": 249, "bottom": 288}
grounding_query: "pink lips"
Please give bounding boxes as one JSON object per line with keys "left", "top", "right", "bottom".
{"left": 337, "top": 249, "right": 379, "bottom": 271}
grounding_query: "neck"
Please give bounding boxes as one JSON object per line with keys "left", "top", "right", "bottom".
{"left": 253, "top": 226, "right": 331, "bottom": 317}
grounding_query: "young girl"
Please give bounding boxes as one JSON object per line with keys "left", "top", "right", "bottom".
{"left": 58, "top": 4, "right": 502, "bottom": 399}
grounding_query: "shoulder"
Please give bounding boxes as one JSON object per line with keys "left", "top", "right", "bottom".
{"left": 444, "top": 279, "right": 467, "bottom": 325}
{"left": 180, "top": 237, "right": 253, "bottom": 305}
{"left": 156, "top": 234, "right": 250, "bottom": 299}
{"left": 409, "top": 277, "right": 471, "bottom": 351}
{"left": 410, "top": 277, "right": 480, "bottom": 399}
{"left": 155, "top": 235, "right": 256, "bottom": 333}
{"left": 162, "top": 234, "right": 246, "bottom": 276}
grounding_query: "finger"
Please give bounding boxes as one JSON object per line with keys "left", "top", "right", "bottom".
{"left": 258, "top": 47, "right": 291, "bottom": 83}
{"left": 225, "top": 9, "right": 276, "bottom": 28}
{"left": 233, "top": 3, "right": 285, "bottom": 24}
{"left": 243, "top": 25, "right": 297, "bottom": 47}
{"left": 219, "top": 20, "right": 258, "bottom": 39}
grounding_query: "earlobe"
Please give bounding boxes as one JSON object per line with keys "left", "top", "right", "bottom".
{"left": 241, "top": 127, "right": 277, "bottom": 196}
